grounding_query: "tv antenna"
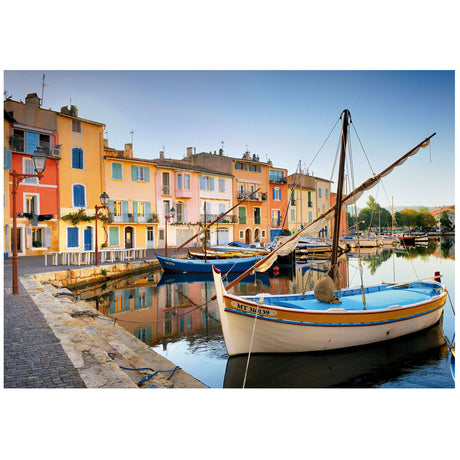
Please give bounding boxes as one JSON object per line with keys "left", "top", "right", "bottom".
{"left": 129, "top": 130, "right": 134, "bottom": 144}
{"left": 40, "top": 74, "right": 47, "bottom": 107}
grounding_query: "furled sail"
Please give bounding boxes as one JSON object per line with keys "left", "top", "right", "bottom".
{"left": 227, "top": 133, "right": 435, "bottom": 288}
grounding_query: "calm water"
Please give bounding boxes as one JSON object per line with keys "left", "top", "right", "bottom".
{"left": 78, "top": 237, "right": 455, "bottom": 388}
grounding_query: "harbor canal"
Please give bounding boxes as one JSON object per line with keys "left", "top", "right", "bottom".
{"left": 72, "top": 237, "right": 455, "bottom": 388}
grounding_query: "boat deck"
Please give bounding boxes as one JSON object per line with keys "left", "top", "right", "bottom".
{"left": 245, "top": 282, "right": 441, "bottom": 312}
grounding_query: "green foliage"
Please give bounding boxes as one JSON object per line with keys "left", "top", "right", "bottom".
{"left": 61, "top": 208, "right": 108, "bottom": 226}
{"left": 440, "top": 211, "right": 453, "bottom": 229}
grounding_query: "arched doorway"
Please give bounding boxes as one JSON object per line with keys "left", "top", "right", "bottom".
{"left": 244, "top": 228, "right": 251, "bottom": 245}
{"left": 125, "top": 227, "right": 134, "bottom": 249}
{"left": 254, "top": 228, "right": 260, "bottom": 243}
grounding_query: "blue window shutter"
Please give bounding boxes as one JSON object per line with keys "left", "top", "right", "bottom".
{"left": 134, "top": 289, "right": 140, "bottom": 309}
{"left": 67, "top": 227, "right": 79, "bottom": 248}
{"left": 4, "top": 148, "right": 12, "bottom": 170}
{"left": 112, "top": 163, "right": 122, "bottom": 179}
{"left": 131, "top": 165, "right": 137, "bottom": 181}
{"left": 108, "top": 200, "right": 114, "bottom": 214}
{"left": 73, "top": 184, "right": 85, "bottom": 207}
{"left": 122, "top": 200, "right": 129, "bottom": 220}
{"left": 272, "top": 188, "right": 276, "bottom": 200}
{"left": 27, "top": 132, "right": 39, "bottom": 154}
{"left": 200, "top": 175, "right": 205, "bottom": 190}
{"left": 210, "top": 177, "right": 214, "bottom": 191}
{"left": 133, "top": 201, "right": 138, "bottom": 222}
{"left": 144, "top": 167, "right": 150, "bottom": 182}
{"left": 109, "top": 227, "right": 119, "bottom": 246}
{"left": 124, "top": 290, "right": 130, "bottom": 311}
{"left": 72, "top": 148, "right": 79, "bottom": 168}
{"left": 177, "top": 174, "right": 182, "bottom": 189}
{"left": 147, "top": 289, "right": 152, "bottom": 307}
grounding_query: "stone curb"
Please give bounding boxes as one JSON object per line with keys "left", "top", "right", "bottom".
{"left": 20, "top": 273, "right": 207, "bottom": 389}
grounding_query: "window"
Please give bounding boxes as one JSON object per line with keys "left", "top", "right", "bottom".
{"left": 137, "top": 201, "right": 145, "bottom": 217}
{"left": 72, "top": 184, "right": 86, "bottom": 207}
{"left": 254, "top": 207, "right": 261, "bottom": 225}
{"left": 67, "top": 227, "right": 79, "bottom": 248}
{"left": 109, "top": 227, "right": 119, "bottom": 246}
{"left": 112, "top": 163, "right": 123, "bottom": 180}
{"left": 308, "top": 191, "right": 312, "bottom": 207}
{"left": 112, "top": 200, "right": 122, "bottom": 217}
{"left": 132, "top": 165, "right": 150, "bottom": 182}
{"left": 176, "top": 202, "right": 184, "bottom": 222}
{"left": 273, "top": 187, "right": 281, "bottom": 200}
{"left": 25, "top": 194, "right": 39, "bottom": 214}
{"left": 177, "top": 173, "right": 182, "bottom": 189}
{"left": 72, "top": 119, "right": 82, "bottom": 133}
{"left": 325, "top": 188, "right": 328, "bottom": 198}
{"left": 261, "top": 230, "right": 266, "bottom": 238}
{"left": 272, "top": 209, "right": 281, "bottom": 227}
{"left": 71, "top": 148, "right": 84, "bottom": 169}
{"left": 291, "top": 208, "right": 296, "bottom": 222}
{"left": 270, "top": 170, "right": 284, "bottom": 183}
{"left": 159, "top": 229, "right": 165, "bottom": 240}
{"left": 200, "top": 175, "right": 214, "bottom": 191}
{"left": 218, "top": 203, "right": 226, "bottom": 217}
{"left": 218, "top": 178, "right": 225, "bottom": 192}
{"left": 238, "top": 206, "right": 247, "bottom": 224}
{"left": 13, "top": 129, "right": 51, "bottom": 154}
{"left": 239, "top": 230, "right": 244, "bottom": 239}
{"left": 23, "top": 158, "right": 39, "bottom": 185}
{"left": 162, "top": 172, "right": 170, "bottom": 194}
{"left": 308, "top": 211, "right": 313, "bottom": 223}
{"left": 184, "top": 174, "right": 190, "bottom": 190}
{"left": 147, "top": 227, "right": 154, "bottom": 243}
{"left": 32, "top": 228, "right": 43, "bottom": 248}
{"left": 318, "top": 187, "right": 322, "bottom": 198}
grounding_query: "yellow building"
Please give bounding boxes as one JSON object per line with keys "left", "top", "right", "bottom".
{"left": 3, "top": 111, "right": 14, "bottom": 258}
{"left": 103, "top": 142, "right": 157, "bottom": 250}
{"left": 287, "top": 173, "right": 316, "bottom": 234}
{"left": 56, "top": 105, "right": 106, "bottom": 252}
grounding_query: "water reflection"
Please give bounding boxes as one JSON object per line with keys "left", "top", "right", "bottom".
{"left": 223, "top": 323, "right": 450, "bottom": 388}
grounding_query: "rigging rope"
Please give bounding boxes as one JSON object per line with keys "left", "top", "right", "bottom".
{"left": 242, "top": 297, "right": 262, "bottom": 388}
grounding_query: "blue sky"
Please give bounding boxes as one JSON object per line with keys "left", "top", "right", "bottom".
{"left": 4, "top": 70, "right": 454, "bottom": 208}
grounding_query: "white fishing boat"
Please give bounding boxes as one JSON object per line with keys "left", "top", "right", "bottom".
{"left": 212, "top": 109, "right": 447, "bottom": 356}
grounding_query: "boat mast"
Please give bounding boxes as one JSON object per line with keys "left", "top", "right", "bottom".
{"left": 328, "top": 109, "right": 349, "bottom": 280}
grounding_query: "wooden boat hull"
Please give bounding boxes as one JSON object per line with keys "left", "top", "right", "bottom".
{"left": 155, "top": 253, "right": 263, "bottom": 274}
{"left": 213, "top": 267, "right": 447, "bottom": 356}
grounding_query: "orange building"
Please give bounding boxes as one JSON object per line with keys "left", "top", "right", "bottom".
{"left": 268, "top": 165, "right": 289, "bottom": 241}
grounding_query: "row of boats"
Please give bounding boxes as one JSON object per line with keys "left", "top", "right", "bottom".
{"left": 153, "top": 110, "right": 452, "bottom": 371}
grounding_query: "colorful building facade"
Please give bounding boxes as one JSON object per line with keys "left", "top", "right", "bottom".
{"left": 268, "top": 165, "right": 288, "bottom": 240}
{"left": 4, "top": 94, "right": 61, "bottom": 256}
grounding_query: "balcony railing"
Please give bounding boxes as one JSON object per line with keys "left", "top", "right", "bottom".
{"left": 200, "top": 214, "right": 238, "bottom": 224}
{"left": 108, "top": 213, "right": 159, "bottom": 224}
{"left": 162, "top": 185, "right": 171, "bottom": 195}
{"left": 11, "top": 137, "right": 61, "bottom": 157}
{"left": 237, "top": 192, "right": 267, "bottom": 201}
{"left": 271, "top": 219, "right": 281, "bottom": 227}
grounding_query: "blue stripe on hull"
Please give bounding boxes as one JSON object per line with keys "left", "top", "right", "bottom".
{"left": 224, "top": 302, "right": 445, "bottom": 327}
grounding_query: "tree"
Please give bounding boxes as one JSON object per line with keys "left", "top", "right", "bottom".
{"left": 416, "top": 211, "right": 436, "bottom": 229}
{"left": 440, "top": 211, "right": 453, "bottom": 229}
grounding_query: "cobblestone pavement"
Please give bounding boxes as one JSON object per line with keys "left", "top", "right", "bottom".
{"left": 3, "top": 249, "right": 182, "bottom": 388}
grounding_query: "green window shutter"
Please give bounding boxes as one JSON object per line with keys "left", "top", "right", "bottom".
{"left": 112, "top": 163, "right": 123, "bottom": 179}
{"left": 145, "top": 202, "right": 151, "bottom": 221}
{"left": 131, "top": 165, "right": 137, "bottom": 181}
{"left": 133, "top": 201, "right": 138, "bottom": 222}
{"left": 109, "top": 227, "right": 119, "bottom": 246}
{"left": 144, "top": 167, "right": 150, "bottom": 182}
{"left": 238, "top": 207, "right": 246, "bottom": 225}
{"left": 147, "top": 289, "right": 152, "bottom": 307}
{"left": 124, "top": 290, "right": 131, "bottom": 311}
{"left": 134, "top": 288, "right": 140, "bottom": 309}
{"left": 122, "top": 200, "right": 129, "bottom": 220}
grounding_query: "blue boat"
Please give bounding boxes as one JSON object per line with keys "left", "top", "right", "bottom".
{"left": 154, "top": 253, "right": 263, "bottom": 274}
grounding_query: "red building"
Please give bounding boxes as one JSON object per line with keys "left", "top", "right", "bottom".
{"left": 5, "top": 93, "right": 61, "bottom": 256}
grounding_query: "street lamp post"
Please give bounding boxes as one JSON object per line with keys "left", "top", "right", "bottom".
{"left": 164, "top": 206, "right": 176, "bottom": 257}
{"left": 94, "top": 192, "right": 109, "bottom": 266}
{"left": 9, "top": 147, "right": 48, "bottom": 294}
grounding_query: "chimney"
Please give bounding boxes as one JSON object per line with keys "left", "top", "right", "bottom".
{"left": 25, "top": 93, "right": 41, "bottom": 108}
{"left": 124, "top": 143, "right": 133, "bottom": 159}
{"left": 186, "top": 147, "right": 194, "bottom": 157}
{"left": 60, "top": 104, "right": 78, "bottom": 117}
{"left": 103, "top": 138, "right": 108, "bottom": 147}
{"left": 159, "top": 150, "right": 164, "bottom": 159}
